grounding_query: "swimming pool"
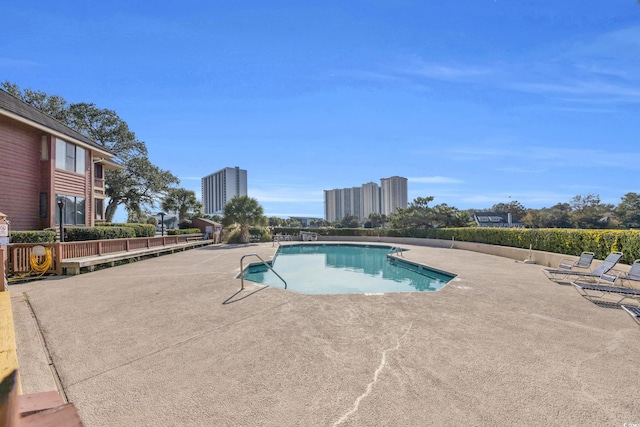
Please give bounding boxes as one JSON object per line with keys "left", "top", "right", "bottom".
{"left": 242, "top": 244, "right": 456, "bottom": 295}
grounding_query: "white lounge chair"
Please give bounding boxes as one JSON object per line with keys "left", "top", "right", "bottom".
{"left": 543, "top": 251, "right": 621, "bottom": 281}
{"left": 572, "top": 272, "right": 640, "bottom": 306}
{"left": 621, "top": 305, "right": 640, "bottom": 325}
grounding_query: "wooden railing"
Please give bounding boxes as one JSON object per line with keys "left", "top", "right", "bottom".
{"left": 8, "top": 243, "right": 61, "bottom": 276}
{"left": 6, "top": 234, "right": 203, "bottom": 277}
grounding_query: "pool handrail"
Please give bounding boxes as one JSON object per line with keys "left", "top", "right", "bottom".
{"left": 388, "top": 246, "right": 404, "bottom": 257}
{"left": 240, "top": 253, "right": 287, "bottom": 290}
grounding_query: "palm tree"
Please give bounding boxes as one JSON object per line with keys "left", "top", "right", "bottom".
{"left": 161, "top": 188, "right": 202, "bottom": 222}
{"left": 222, "top": 196, "right": 267, "bottom": 243}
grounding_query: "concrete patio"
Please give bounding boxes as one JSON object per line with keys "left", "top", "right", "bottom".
{"left": 9, "top": 242, "right": 640, "bottom": 426}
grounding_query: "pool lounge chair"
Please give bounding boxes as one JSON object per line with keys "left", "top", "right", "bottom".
{"left": 542, "top": 251, "right": 594, "bottom": 279}
{"left": 542, "top": 251, "right": 622, "bottom": 281}
{"left": 620, "top": 259, "right": 640, "bottom": 283}
{"left": 572, "top": 272, "right": 640, "bottom": 306}
{"left": 621, "top": 305, "right": 640, "bottom": 325}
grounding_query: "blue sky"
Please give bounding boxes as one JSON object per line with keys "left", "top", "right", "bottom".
{"left": 3, "top": 1, "right": 640, "bottom": 220}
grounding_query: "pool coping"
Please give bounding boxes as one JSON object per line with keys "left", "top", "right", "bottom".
{"left": 242, "top": 241, "right": 457, "bottom": 294}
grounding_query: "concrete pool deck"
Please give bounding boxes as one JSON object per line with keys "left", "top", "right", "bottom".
{"left": 9, "top": 241, "right": 640, "bottom": 426}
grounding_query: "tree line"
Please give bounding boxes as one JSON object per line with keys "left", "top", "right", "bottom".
{"left": 325, "top": 193, "right": 640, "bottom": 230}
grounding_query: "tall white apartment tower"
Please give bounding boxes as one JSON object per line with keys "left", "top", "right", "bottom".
{"left": 380, "top": 176, "right": 408, "bottom": 216}
{"left": 343, "top": 186, "right": 361, "bottom": 220}
{"left": 360, "top": 182, "right": 380, "bottom": 220}
{"left": 201, "top": 166, "right": 248, "bottom": 214}
{"left": 324, "top": 189, "right": 341, "bottom": 223}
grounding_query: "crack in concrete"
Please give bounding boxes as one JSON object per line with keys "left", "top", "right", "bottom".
{"left": 333, "top": 323, "right": 413, "bottom": 427}
{"left": 23, "top": 292, "right": 68, "bottom": 403}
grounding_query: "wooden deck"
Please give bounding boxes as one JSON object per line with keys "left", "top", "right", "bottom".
{"left": 60, "top": 239, "right": 213, "bottom": 275}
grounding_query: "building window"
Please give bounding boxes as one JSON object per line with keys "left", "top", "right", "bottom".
{"left": 95, "top": 198, "right": 104, "bottom": 221}
{"left": 95, "top": 163, "right": 103, "bottom": 179}
{"left": 55, "top": 138, "right": 86, "bottom": 173}
{"left": 55, "top": 194, "right": 86, "bottom": 226}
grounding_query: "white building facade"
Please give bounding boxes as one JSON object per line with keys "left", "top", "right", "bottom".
{"left": 361, "top": 182, "right": 381, "bottom": 220}
{"left": 324, "top": 176, "right": 407, "bottom": 222}
{"left": 324, "top": 189, "right": 341, "bottom": 223}
{"left": 201, "top": 166, "right": 247, "bottom": 214}
{"left": 380, "top": 176, "right": 408, "bottom": 216}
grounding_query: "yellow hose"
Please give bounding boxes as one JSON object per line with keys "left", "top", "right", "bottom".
{"left": 29, "top": 247, "right": 52, "bottom": 277}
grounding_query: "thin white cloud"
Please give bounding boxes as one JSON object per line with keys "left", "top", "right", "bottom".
{"left": 393, "top": 54, "right": 495, "bottom": 81}
{"left": 553, "top": 106, "right": 616, "bottom": 114}
{"left": 0, "top": 57, "right": 43, "bottom": 68}
{"left": 447, "top": 145, "right": 640, "bottom": 169}
{"left": 362, "top": 26, "right": 640, "bottom": 109}
{"left": 507, "top": 25, "right": 640, "bottom": 105}
{"left": 575, "top": 25, "right": 640, "bottom": 58}
{"left": 331, "top": 69, "right": 409, "bottom": 84}
{"left": 408, "top": 176, "right": 464, "bottom": 184}
{"left": 510, "top": 81, "right": 640, "bottom": 101}
{"left": 250, "top": 187, "right": 323, "bottom": 203}
{"left": 401, "top": 64, "right": 493, "bottom": 81}
{"left": 495, "top": 166, "right": 548, "bottom": 174}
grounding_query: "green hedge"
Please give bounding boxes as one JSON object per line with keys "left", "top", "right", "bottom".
{"left": 271, "top": 227, "right": 640, "bottom": 264}
{"left": 97, "top": 222, "right": 155, "bottom": 237}
{"left": 249, "top": 227, "right": 272, "bottom": 242}
{"left": 65, "top": 226, "right": 136, "bottom": 241}
{"left": 225, "top": 229, "right": 243, "bottom": 244}
{"left": 10, "top": 229, "right": 56, "bottom": 243}
{"left": 166, "top": 228, "right": 201, "bottom": 235}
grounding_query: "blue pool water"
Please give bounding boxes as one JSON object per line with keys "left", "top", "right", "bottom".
{"left": 242, "top": 244, "right": 455, "bottom": 295}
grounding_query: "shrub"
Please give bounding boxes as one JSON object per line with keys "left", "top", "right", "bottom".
{"left": 97, "top": 222, "right": 155, "bottom": 237}
{"left": 166, "top": 228, "right": 201, "bottom": 235}
{"left": 225, "top": 229, "right": 243, "bottom": 244}
{"left": 10, "top": 230, "right": 56, "bottom": 243}
{"left": 249, "top": 227, "right": 272, "bottom": 242}
{"left": 65, "top": 226, "right": 135, "bottom": 241}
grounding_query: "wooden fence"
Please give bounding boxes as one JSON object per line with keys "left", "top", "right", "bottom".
{"left": 6, "top": 235, "right": 203, "bottom": 276}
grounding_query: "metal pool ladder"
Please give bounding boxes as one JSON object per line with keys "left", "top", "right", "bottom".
{"left": 388, "top": 246, "right": 404, "bottom": 257}
{"left": 240, "top": 253, "right": 287, "bottom": 290}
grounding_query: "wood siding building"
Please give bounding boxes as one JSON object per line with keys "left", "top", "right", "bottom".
{"left": 0, "top": 89, "right": 120, "bottom": 231}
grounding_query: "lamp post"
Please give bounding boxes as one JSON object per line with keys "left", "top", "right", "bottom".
{"left": 158, "top": 212, "right": 166, "bottom": 236}
{"left": 57, "top": 199, "right": 65, "bottom": 242}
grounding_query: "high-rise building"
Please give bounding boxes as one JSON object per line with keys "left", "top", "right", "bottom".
{"left": 323, "top": 176, "right": 407, "bottom": 222}
{"left": 361, "top": 182, "right": 381, "bottom": 220}
{"left": 380, "top": 176, "right": 408, "bottom": 216}
{"left": 324, "top": 189, "right": 341, "bottom": 223}
{"left": 201, "top": 166, "right": 247, "bottom": 214}
{"left": 342, "top": 186, "right": 361, "bottom": 220}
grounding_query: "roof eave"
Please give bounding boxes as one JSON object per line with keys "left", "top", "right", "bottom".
{"left": 95, "top": 158, "right": 125, "bottom": 171}
{"left": 0, "top": 108, "right": 115, "bottom": 159}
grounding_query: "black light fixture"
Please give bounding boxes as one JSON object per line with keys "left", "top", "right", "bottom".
{"left": 57, "top": 199, "right": 65, "bottom": 242}
{"left": 158, "top": 212, "right": 166, "bottom": 236}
